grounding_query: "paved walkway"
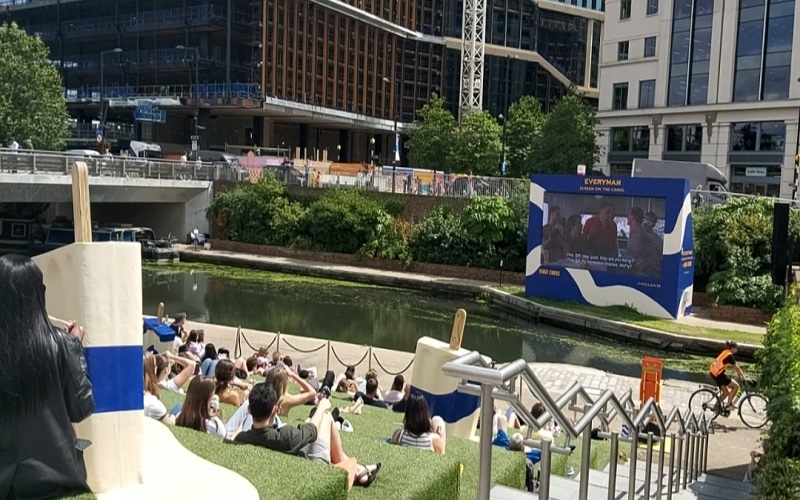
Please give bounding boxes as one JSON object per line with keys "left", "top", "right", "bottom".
{"left": 182, "top": 247, "right": 765, "bottom": 336}
{"left": 186, "top": 319, "right": 759, "bottom": 484}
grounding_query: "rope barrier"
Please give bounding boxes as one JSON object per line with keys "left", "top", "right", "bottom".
{"left": 281, "top": 337, "right": 328, "bottom": 354}
{"left": 371, "top": 351, "right": 415, "bottom": 376}
{"left": 330, "top": 344, "right": 370, "bottom": 367}
{"left": 233, "top": 327, "right": 276, "bottom": 358}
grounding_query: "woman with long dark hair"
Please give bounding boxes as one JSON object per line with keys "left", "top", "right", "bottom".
{"left": 391, "top": 393, "right": 447, "bottom": 454}
{"left": 176, "top": 377, "right": 228, "bottom": 438}
{"left": 214, "top": 358, "right": 251, "bottom": 406}
{"left": 0, "top": 254, "right": 94, "bottom": 498}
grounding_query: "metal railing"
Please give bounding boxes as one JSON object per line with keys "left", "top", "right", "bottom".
{"left": 442, "top": 351, "right": 713, "bottom": 500}
{"left": 65, "top": 83, "right": 262, "bottom": 102}
{"left": 0, "top": 149, "right": 232, "bottom": 182}
{"left": 691, "top": 189, "right": 797, "bottom": 209}
{"left": 265, "top": 167, "right": 528, "bottom": 199}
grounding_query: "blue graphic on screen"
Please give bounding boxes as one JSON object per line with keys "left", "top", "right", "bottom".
{"left": 526, "top": 175, "right": 694, "bottom": 319}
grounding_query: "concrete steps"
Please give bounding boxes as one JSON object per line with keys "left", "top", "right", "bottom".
{"left": 491, "top": 460, "right": 754, "bottom": 500}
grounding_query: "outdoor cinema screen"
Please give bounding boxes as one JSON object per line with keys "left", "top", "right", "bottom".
{"left": 541, "top": 192, "right": 666, "bottom": 278}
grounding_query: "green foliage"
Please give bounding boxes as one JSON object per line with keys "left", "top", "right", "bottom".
{"left": 305, "top": 188, "right": 389, "bottom": 254}
{"left": 755, "top": 298, "right": 800, "bottom": 499}
{"left": 359, "top": 214, "right": 414, "bottom": 265}
{"left": 207, "top": 176, "right": 306, "bottom": 247}
{"left": 707, "top": 271, "right": 784, "bottom": 312}
{"left": 382, "top": 199, "right": 406, "bottom": 218}
{"left": 694, "top": 196, "right": 800, "bottom": 310}
{"left": 461, "top": 196, "right": 515, "bottom": 245}
{"left": 405, "top": 93, "right": 457, "bottom": 171}
{"left": 450, "top": 110, "right": 503, "bottom": 175}
{"left": 506, "top": 95, "right": 544, "bottom": 178}
{"left": 0, "top": 23, "right": 69, "bottom": 151}
{"left": 532, "top": 92, "right": 600, "bottom": 174}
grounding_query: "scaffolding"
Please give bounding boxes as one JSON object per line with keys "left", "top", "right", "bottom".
{"left": 458, "top": 0, "right": 486, "bottom": 119}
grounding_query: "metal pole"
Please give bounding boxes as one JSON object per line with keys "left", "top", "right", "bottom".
{"left": 578, "top": 405, "right": 592, "bottom": 500}
{"left": 100, "top": 56, "right": 105, "bottom": 124}
{"left": 643, "top": 433, "right": 653, "bottom": 499}
{"left": 694, "top": 434, "right": 702, "bottom": 480}
{"left": 477, "top": 384, "right": 494, "bottom": 500}
{"left": 194, "top": 48, "right": 200, "bottom": 138}
{"left": 539, "top": 437, "right": 552, "bottom": 500}
{"left": 667, "top": 434, "right": 676, "bottom": 500}
{"left": 683, "top": 433, "right": 693, "bottom": 489}
{"left": 628, "top": 435, "right": 638, "bottom": 500}
{"left": 703, "top": 433, "right": 709, "bottom": 473}
{"left": 326, "top": 340, "right": 331, "bottom": 374}
{"left": 607, "top": 433, "right": 618, "bottom": 500}
{"left": 674, "top": 435, "right": 683, "bottom": 492}
{"left": 657, "top": 433, "right": 666, "bottom": 497}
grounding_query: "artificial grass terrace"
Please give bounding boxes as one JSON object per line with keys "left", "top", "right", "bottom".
{"left": 159, "top": 390, "right": 525, "bottom": 500}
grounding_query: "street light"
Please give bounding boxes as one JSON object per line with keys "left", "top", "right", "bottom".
{"left": 370, "top": 136, "right": 376, "bottom": 189}
{"left": 498, "top": 114, "right": 507, "bottom": 176}
{"left": 176, "top": 45, "right": 201, "bottom": 150}
{"left": 99, "top": 48, "right": 122, "bottom": 132}
{"left": 336, "top": 144, "right": 341, "bottom": 162}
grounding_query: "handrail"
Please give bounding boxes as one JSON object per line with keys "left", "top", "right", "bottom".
{"left": 441, "top": 351, "right": 713, "bottom": 500}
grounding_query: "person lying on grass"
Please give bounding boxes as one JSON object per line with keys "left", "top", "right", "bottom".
{"left": 229, "top": 383, "right": 381, "bottom": 488}
{"left": 492, "top": 409, "right": 544, "bottom": 464}
{"left": 391, "top": 393, "right": 447, "bottom": 454}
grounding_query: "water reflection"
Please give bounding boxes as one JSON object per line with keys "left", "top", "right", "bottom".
{"left": 142, "top": 266, "right": 710, "bottom": 382}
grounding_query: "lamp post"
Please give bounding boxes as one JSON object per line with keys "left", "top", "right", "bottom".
{"left": 336, "top": 144, "right": 341, "bottom": 162}
{"left": 99, "top": 48, "right": 122, "bottom": 133}
{"left": 383, "top": 76, "right": 400, "bottom": 193}
{"left": 498, "top": 114, "right": 507, "bottom": 176}
{"left": 370, "top": 136, "right": 376, "bottom": 189}
{"left": 176, "top": 45, "right": 201, "bottom": 149}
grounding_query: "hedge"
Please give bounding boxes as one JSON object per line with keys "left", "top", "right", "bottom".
{"left": 755, "top": 295, "right": 800, "bottom": 499}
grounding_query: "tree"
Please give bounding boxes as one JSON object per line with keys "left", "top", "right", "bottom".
{"left": 450, "top": 110, "right": 502, "bottom": 175}
{"left": 533, "top": 92, "right": 600, "bottom": 174}
{"left": 505, "top": 95, "right": 544, "bottom": 178}
{"left": 405, "top": 93, "right": 457, "bottom": 171}
{"left": 0, "top": 23, "right": 68, "bottom": 151}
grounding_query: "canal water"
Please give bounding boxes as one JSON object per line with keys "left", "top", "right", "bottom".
{"left": 142, "top": 263, "right": 717, "bottom": 382}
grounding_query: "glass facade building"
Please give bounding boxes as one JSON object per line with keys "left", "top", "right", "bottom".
{"left": 667, "top": 0, "right": 714, "bottom": 106}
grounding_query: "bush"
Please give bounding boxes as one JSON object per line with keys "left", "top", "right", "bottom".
{"left": 707, "top": 271, "right": 785, "bottom": 312}
{"left": 360, "top": 214, "right": 414, "bottom": 264}
{"left": 409, "top": 206, "right": 493, "bottom": 268}
{"left": 694, "top": 197, "right": 800, "bottom": 311}
{"left": 305, "top": 189, "right": 389, "bottom": 254}
{"left": 755, "top": 297, "right": 800, "bottom": 499}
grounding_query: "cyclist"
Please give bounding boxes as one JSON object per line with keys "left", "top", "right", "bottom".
{"left": 709, "top": 341, "right": 748, "bottom": 412}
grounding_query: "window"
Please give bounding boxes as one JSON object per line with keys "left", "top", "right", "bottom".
{"left": 733, "top": 0, "right": 795, "bottom": 102}
{"left": 665, "top": 125, "right": 703, "bottom": 151}
{"left": 730, "top": 121, "right": 786, "bottom": 152}
{"left": 613, "top": 83, "right": 628, "bottom": 110}
{"left": 617, "top": 41, "right": 629, "bottom": 61}
{"left": 611, "top": 128, "right": 631, "bottom": 151}
{"left": 644, "top": 37, "right": 657, "bottom": 57}
{"left": 611, "top": 126, "right": 650, "bottom": 152}
{"left": 620, "top": 0, "right": 631, "bottom": 19}
{"left": 632, "top": 127, "right": 651, "bottom": 151}
{"left": 668, "top": 0, "right": 714, "bottom": 106}
{"left": 638, "top": 80, "right": 656, "bottom": 108}
{"left": 647, "top": 0, "right": 659, "bottom": 15}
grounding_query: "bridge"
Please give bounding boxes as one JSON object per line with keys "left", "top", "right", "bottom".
{"left": 0, "top": 150, "right": 228, "bottom": 237}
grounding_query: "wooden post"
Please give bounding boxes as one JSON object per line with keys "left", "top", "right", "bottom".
{"left": 71, "top": 161, "right": 92, "bottom": 242}
{"left": 157, "top": 302, "right": 165, "bottom": 323}
{"left": 449, "top": 308, "right": 467, "bottom": 350}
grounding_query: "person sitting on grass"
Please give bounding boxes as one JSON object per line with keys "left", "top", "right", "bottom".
{"left": 186, "top": 330, "right": 204, "bottom": 360}
{"left": 266, "top": 366, "right": 317, "bottom": 417}
{"left": 357, "top": 369, "right": 383, "bottom": 399}
{"left": 391, "top": 393, "right": 446, "bottom": 454}
{"left": 229, "top": 384, "right": 381, "bottom": 488}
{"left": 353, "top": 378, "right": 389, "bottom": 409}
{"left": 176, "top": 376, "right": 229, "bottom": 438}
{"left": 214, "top": 359, "right": 252, "bottom": 407}
{"left": 384, "top": 375, "right": 411, "bottom": 413}
{"left": 201, "top": 344, "right": 219, "bottom": 377}
{"left": 143, "top": 352, "right": 175, "bottom": 425}
{"left": 507, "top": 402, "right": 556, "bottom": 442}
{"left": 156, "top": 351, "right": 196, "bottom": 394}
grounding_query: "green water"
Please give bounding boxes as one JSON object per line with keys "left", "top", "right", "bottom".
{"left": 142, "top": 263, "right": 719, "bottom": 382}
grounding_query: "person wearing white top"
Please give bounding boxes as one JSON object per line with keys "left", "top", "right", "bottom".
{"left": 155, "top": 351, "right": 195, "bottom": 394}
{"left": 143, "top": 352, "right": 175, "bottom": 424}
{"left": 176, "top": 377, "right": 236, "bottom": 439}
{"left": 8, "top": 139, "right": 19, "bottom": 150}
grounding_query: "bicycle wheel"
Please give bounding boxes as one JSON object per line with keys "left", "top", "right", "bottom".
{"left": 739, "top": 393, "right": 769, "bottom": 429}
{"left": 689, "top": 388, "right": 722, "bottom": 421}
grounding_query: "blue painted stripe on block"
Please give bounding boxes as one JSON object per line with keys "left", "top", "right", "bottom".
{"left": 412, "top": 386, "right": 480, "bottom": 424}
{"left": 143, "top": 317, "right": 175, "bottom": 342}
{"left": 84, "top": 345, "right": 144, "bottom": 414}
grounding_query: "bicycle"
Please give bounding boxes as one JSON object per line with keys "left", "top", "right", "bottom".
{"left": 688, "top": 377, "right": 768, "bottom": 429}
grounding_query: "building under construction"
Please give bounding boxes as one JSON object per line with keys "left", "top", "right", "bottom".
{"left": 2, "top": 0, "right": 602, "bottom": 164}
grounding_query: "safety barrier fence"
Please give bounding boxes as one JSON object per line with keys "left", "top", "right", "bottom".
{"left": 442, "top": 351, "right": 712, "bottom": 500}
{"left": 233, "top": 327, "right": 416, "bottom": 377}
{"left": 0, "top": 149, "right": 246, "bottom": 182}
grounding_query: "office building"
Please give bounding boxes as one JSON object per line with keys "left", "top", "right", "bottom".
{"left": 4, "top": 0, "right": 601, "bottom": 163}
{"left": 596, "top": 0, "right": 800, "bottom": 198}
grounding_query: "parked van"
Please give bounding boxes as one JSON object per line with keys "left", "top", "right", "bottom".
{"left": 114, "top": 140, "right": 162, "bottom": 159}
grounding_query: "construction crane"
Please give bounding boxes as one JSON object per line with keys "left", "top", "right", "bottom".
{"left": 459, "top": 0, "right": 486, "bottom": 120}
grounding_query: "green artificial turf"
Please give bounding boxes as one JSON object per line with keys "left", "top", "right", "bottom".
{"left": 494, "top": 286, "right": 764, "bottom": 345}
